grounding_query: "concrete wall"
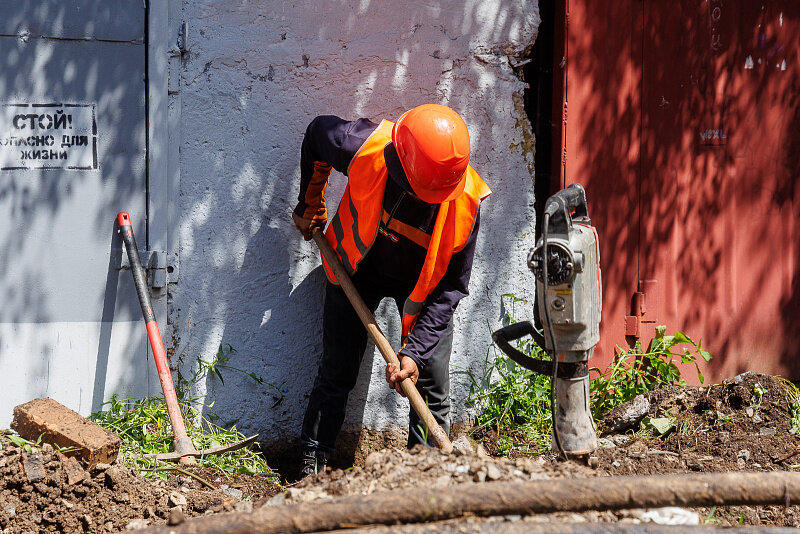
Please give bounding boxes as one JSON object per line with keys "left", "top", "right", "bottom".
{"left": 171, "top": 0, "right": 540, "bottom": 450}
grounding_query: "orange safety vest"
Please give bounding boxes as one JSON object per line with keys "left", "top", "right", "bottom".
{"left": 322, "top": 119, "right": 491, "bottom": 338}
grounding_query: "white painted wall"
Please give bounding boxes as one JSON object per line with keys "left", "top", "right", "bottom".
{"left": 171, "top": 0, "right": 540, "bottom": 446}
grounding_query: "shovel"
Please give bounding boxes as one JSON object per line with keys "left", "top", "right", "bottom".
{"left": 117, "top": 212, "right": 258, "bottom": 463}
{"left": 312, "top": 228, "right": 453, "bottom": 453}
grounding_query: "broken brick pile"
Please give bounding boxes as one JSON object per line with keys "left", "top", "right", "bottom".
{"left": 0, "top": 435, "right": 173, "bottom": 532}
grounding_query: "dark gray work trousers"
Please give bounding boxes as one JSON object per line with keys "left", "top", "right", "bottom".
{"left": 300, "top": 271, "right": 452, "bottom": 453}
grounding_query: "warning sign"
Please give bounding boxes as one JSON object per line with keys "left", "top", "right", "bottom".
{"left": 0, "top": 103, "right": 98, "bottom": 170}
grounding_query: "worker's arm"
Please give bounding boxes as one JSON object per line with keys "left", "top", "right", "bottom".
{"left": 399, "top": 210, "right": 481, "bottom": 370}
{"left": 293, "top": 116, "right": 377, "bottom": 239}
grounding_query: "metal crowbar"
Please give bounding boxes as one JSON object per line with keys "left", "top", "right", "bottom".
{"left": 117, "top": 212, "right": 258, "bottom": 463}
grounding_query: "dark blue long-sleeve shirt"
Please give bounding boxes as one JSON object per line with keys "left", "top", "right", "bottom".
{"left": 294, "top": 115, "right": 481, "bottom": 369}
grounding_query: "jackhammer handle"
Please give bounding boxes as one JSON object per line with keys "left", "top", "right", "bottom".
{"left": 117, "top": 213, "right": 197, "bottom": 464}
{"left": 544, "top": 183, "right": 589, "bottom": 221}
{"left": 312, "top": 229, "right": 453, "bottom": 453}
{"left": 492, "top": 322, "right": 552, "bottom": 376}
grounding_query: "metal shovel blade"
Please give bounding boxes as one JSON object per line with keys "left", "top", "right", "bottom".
{"left": 143, "top": 434, "right": 260, "bottom": 462}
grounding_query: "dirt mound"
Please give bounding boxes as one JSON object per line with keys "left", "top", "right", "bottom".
{"left": 281, "top": 373, "right": 800, "bottom": 528}
{"left": 0, "top": 434, "right": 280, "bottom": 532}
{"left": 594, "top": 372, "right": 799, "bottom": 477}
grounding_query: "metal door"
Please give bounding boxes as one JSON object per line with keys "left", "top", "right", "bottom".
{"left": 0, "top": 1, "right": 160, "bottom": 424}
{"left": 559, "top": 1, "right": 800, "bottom": 382}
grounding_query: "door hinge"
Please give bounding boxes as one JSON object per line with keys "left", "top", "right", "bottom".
{"left": 113, "top": 249, "right": 176, "bottom": 290}
{"left": 624, "top": 280, "right": 659, "bottom": 338}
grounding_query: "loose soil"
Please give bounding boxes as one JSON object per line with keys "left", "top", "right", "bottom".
{"left": 1, "top": 371, "right": 799, "bottom": 531}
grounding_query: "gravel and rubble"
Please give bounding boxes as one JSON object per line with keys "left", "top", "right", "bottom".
{"left": 1, "top": 372, "right": 800, "bottom": 531}
{"left": 0, "top": 433, "right": 280, "bottom": 532}
{"left": 264, "top": 372, "right": 800, "bottom": 528}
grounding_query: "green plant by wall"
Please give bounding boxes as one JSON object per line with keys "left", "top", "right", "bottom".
{"left": 466, "top": 294, "right": 554, "bottom": 454}
{"left": 589, "top": 326, "right": 711, "bottom": 420}
{"left": 91, "top": 343, "right": 278, "bottom": 482}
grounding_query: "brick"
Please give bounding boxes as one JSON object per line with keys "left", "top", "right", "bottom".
{"left": 11, "top": 398, "right": 121, "bottom": 466}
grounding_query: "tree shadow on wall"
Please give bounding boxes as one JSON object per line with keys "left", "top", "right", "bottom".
{"left": 564, "top": 0, "right": 800, "bottom": 380}
{"left": 0, "top": 1, "right": 152, "bottom": 418}
{"left": 177, "top": 0, "right": 541, "bottom": 467}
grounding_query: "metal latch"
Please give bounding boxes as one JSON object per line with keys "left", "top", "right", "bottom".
{"left": 113, "top": 249, "right": 172, "bottom": 289}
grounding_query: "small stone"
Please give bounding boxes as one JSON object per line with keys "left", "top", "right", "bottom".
{"left": 760, "top": 427, "right": 777, "bottom": 436}
{"left": 611, "top": 435, "right": 630, "bottom": 446}
{"left": 3, "top": 503, "right": 15, "bottom": 516}
{"left": 745, "top": 407, "right": 754, "bottom": 417}
{"left": 737, "top": 449, "right": 751, "bottom": 462}
{"left": 60, "top": 454, "right": 86, "bottom": 485}
{"left": 504, "top": 515, "right": 522, "bottom": 522}
{"left": 221, "top": 486, "right": 243, "bottom": 500}
{"left": 234, "top": 501, "right": 253, "bottom": 513}
{"left": 752, "top": 414, "right": 762, "bottom": 423}
{"left": 451, "top": 435, "right": 474, "bottom": 457}
{"left": 92, "top": 463, "right": 112, "bottom": 472}
{"left": 105, "top": 521, "right": 114, "bottom": 531}
{"left": 611, "top": 461, "right": 621, "bottom": 468}
{"left": 587, "top": 456, "right": 600, "bottom": 468}
{"left": 125, "top": 518, "right": 150, "bottom": 530}
{"left": 603, "top": 394, "right": 650, "bottom": 433}
{"left": 475, "top": 444, "right": 489, "bottom": 459}
{"left": 454, "top": 464, "right": 469, "bottom": 474}
{"left": 22, "top": 452, "right": 45, "bottom": 482}
{"left": 468, "top": 461, "right": 482, "bottom": 475}
{"left": 598, "top": 438, "right": 616, "bottom": 448}
{"left": 62, "top": 499, "right": 75, "bottom": 509}
{"left": 168, "top": 506, "right": 185, "bottom": 526}
{"left": 486, "top": 463, "right": 503, "bottom": 481}
{"left": 169, "top": 491, "right": 188, "bottom": 507}
{"left": 737, "top": 458, "right": 747, "bottom": 469}
{"left": 474, "top": 468, "right": 487, "bottom": 482}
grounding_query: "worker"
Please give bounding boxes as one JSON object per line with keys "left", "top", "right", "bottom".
{"left": 292, "top": 104, "right": 491, "bottom": 477}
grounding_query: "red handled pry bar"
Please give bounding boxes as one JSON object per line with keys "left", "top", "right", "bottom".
{"left": 117, "top": 212, "right": 197, "bottom": 464}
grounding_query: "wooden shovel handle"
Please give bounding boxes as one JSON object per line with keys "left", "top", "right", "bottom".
{"left": 312, "top": 229, "right": 453, "bottom": 453}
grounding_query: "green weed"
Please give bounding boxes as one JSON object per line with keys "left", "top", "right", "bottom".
{"left": 90, "top": 343, "right": 277, "bottom": 482}
{"left": 589, "top": 326, "right": 711, "bottom": 420}
{"left": 778, "top": 378, "right": 800, "bottom": 431}
{"left": 91, "top": 394, "right": 275, "bottom": 480}
{"left": 466, "top": 294, "right": 553, "bottom": 454}
{"left": 469, "top": 294, "right": 712, "bottom": 454}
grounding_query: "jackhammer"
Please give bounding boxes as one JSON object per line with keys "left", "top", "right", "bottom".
{"left": 492, "top": 183, "right": 601, "bottom": 457}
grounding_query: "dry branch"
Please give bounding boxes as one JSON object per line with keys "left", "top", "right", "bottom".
{"left": 141, "top": 471, "right": 800, "bottom": 534}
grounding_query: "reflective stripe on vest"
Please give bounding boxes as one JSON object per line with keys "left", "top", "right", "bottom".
{"left": 323, "top": 119, "right": 491, "bottom": 338}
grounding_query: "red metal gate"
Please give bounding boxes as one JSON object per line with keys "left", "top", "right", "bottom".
{"left": 556, "top": 0, "right": 800, "bottom": 382}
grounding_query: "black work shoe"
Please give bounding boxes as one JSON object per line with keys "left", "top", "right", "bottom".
{"left": 300, "top": 448, "right": 328, "bottom": 477}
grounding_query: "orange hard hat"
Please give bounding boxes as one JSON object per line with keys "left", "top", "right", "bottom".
{"left": 392, "top": 104, "right": 471, "bottom": 204}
